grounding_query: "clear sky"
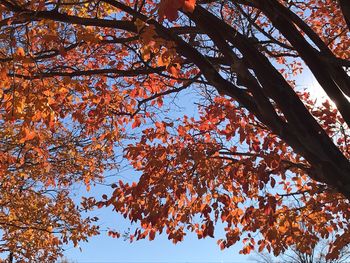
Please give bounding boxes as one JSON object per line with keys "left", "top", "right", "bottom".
{"left": 63, "top": 205, "right": 255, "bottom": 263}
{"left": 64, "top": 218, "right": 255, "bottom": 262}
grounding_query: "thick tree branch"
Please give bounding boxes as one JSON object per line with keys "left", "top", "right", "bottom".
{"left": 339, "top": 0, "right": 350, "bottom": 29}
{"left": 193, "top": 6, "right": 350, "bottom": 198}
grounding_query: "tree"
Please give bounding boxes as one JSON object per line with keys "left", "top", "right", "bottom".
{"left": 0, "top": 0, "right": 349, "bottom": 261}
{"left": 252, "top": 240, "right": 350, "bottom": 263}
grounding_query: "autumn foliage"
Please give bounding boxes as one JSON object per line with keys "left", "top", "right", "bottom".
{"left": 0, "top": 0, "right": 349, "bottom": 261}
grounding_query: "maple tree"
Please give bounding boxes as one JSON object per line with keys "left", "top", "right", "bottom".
{"left": 0, "top": 0, "right": 349, "bottom": 261}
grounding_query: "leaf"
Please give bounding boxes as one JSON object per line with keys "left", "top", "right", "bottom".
{"left": 132, "top": 118, "right": 141, "bottom": 129}
{"left": 183, "top": 0, "right": 196, "bottom": 12}
{"left": 16, "top": 47, "right": 25, "bottom": 57}
{"left": 19, "top": 128, "right": 36, "bottom": 143}
{"left": 158, "top": 0, "right": 183, "bottom": 21}
{"left": 270, "top": 177, "right": 276, "bottom": 188}
{"left": 149, "top": 229, "right": 156, "bottom": 240}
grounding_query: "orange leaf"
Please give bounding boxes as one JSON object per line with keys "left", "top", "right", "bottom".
{"left": 183, "top": 0, "right": 196, "bottom": 12}
{"left": 20, "top": 128, "right": 36, "bottom": 143}
{"left": 16, "top": 47, "right": 25, "bottom": 57}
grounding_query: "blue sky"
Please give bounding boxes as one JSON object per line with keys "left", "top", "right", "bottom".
{"left": 63, "top": 207, "right": 255, "bottom": 263}
{"left": 63, "top": 155, "right": 256, "bottom": 263}
{"left": 64, "top": 220, "right": 254, "bottom": 262}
